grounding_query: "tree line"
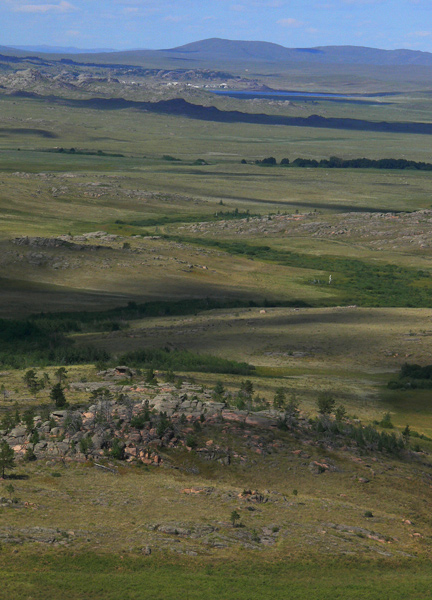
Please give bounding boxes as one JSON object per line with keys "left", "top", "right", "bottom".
{"left": 248, "top": 156, "right": 432, "bottom": 170}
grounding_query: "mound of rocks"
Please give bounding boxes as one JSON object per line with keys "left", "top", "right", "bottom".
{"left": 0, "top": 381, "right": 283, "bottom": 467}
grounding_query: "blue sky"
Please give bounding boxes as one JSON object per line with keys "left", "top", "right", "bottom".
{"left": 2, "top": 0, "right": 432, "bottom": 52}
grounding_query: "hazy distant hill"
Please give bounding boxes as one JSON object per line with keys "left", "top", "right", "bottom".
{"left": 0, "top": 46, "right": 30, "bottom": 56}
{"left": 166, "top": 38, "right": 432, "bottom": 66}
{"left": 11, "top": 45, "right": 116, "bottom": 54}
{"left": 3, "top": 38, "right": 432, "bottom": 72}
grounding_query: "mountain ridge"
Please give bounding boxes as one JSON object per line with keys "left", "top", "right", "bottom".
{"left": 2, "top": 38, "right": 432, "bottom": 67}
{"left": 166, "top": 38, "right": 432, "bottom": 66}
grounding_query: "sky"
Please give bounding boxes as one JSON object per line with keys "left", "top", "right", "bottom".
{"left": 2, "top": 0, "right": 432, "bottom": 52}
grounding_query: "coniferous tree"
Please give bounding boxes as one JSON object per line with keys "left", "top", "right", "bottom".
{"left": 0, "top": 440, "right": 15, "bottom": 478}
{"left": 50, "top": 383, "right": 67, "bottom": 408}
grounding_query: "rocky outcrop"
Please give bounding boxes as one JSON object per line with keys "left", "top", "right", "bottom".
{"left": 0, "top": 380, "right": 284, "bottom": 467}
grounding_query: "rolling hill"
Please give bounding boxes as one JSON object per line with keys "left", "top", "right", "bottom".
{"left": 167, "top": 38, "right": 432, "bottom": 66}
{"left": 3, "top": 38, "right": 432, "bottom": 68}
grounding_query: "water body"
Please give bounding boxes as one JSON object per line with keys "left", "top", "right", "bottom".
{"left": 211, "top": 90, "right": 393, "bottom": 105}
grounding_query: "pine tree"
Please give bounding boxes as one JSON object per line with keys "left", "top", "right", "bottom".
{"left": 50, "top": 383, "right": 67, "bottom": 408}
{"left": 273, "top": 387, "right": 286, "bottom": 409}
{"left": 230, "top": 510, "right": 240, "bottom": 527}
{"left": 213, "top": 381, "right": 225, "bottom": 399}
{"left": 0, "top": 441, "right": 15, "bottom": 478}
{"left": 317, "top": 393, "right": 335, "bottom": 416}
{"left": 145, "top": 368, "right": 157, "bottom": 384}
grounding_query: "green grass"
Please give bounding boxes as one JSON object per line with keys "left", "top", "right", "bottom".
{"left": 1, "top": 553, "right": 431, "bottom": 600}
{"left": 163, "top": 235, "right": 432, "bottom": 308}
{"left": 2, "top": 61, "right": 432, "bottom": 598}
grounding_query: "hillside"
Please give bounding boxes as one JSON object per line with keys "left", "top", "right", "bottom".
{"left": 3, "top": 39, "right": 432, "bottom": 69}
{"left": 168, "top": 38, "right": 432, "bottom": 66}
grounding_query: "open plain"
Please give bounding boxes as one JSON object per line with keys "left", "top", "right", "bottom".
{"left": 1, "top": 44, "right": 432, "bottom": 598}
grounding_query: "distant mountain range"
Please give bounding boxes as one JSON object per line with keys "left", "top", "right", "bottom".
{"left": 9, "top": 45, "right": 116, "bottom": 54}
{"left": 165, "top": 38, "right": 432, "bottom": 66}
{"left": 2, "top": 38, "right": 432, "bottom": 67}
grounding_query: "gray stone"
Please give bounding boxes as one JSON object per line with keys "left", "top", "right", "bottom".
{"left": 51, "top": 410, "right": 68, "bottom": 419}
{"left": 245, "top": 414, "right": 276, "bottom": 428}
{"left": 34, "top": 441, "right": 48, "bottom": 452}
{"left": 91, "top": 434, "right": 105, "bottom": 449}
{"left": 9, "top": 426, "right": 27, "bottom": 438}
{"left": 56, "top": 442, "right": 70, "bottom": 454}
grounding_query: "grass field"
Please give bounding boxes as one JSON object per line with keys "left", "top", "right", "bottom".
{"left": 2, "top": 553, "right": 431, "bottom": 600}
{"left": 1, "top": 65, "right": 432, "bottom": 598}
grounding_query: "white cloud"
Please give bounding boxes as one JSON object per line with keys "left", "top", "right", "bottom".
{"left": 341, "top": 0, "right": 386, "bottom": 4}
{"left": 13, "top": 1, "right": 76, "bottom": 14}
{"left": 277, "top": 17, "right": 302, "bottom": 27}
{"left": 408, "top": 31, "right": 431, "bottom": 37}
{"left": 164, "top": 14, "right": 187, "bottom": 22}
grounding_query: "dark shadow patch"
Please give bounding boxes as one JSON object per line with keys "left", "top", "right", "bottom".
{"left": 221, "top": 196, "right": 406, "bottom": 213}
{"left": 51, "top": 96, "right": 432, "bottom": 135}
{"left": 0, "top": 127, "right": 58, "bottom": 138}
{"left": 12, "top": 93, "right": 432, "bottom": 135}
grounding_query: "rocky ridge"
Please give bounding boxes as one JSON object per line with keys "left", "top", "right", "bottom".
{"left": 0, "top": 377, "right": 285, "bottom": 468}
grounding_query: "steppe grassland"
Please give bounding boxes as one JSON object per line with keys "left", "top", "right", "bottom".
{"left": 2, "top": 91, "right": 432, "bottom": 161}
{"left": 1, "top": 555, "right": 431, "bottom": 600}
{"left": 2, "top": 85, "right": 432, "bottom": 598}
{"left": 1, "top": 445, "right": 431, "bottom": 555}
{"left": 1, "top": 91, "right": 432, "bottom": 421}
{"left": 1, "top": 428, "right": 432, "bottom": 599}
{"left": 75, "top": 305, "right": 432, "bottom": 433}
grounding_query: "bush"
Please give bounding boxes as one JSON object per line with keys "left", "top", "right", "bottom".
{"left": 273, "top": 387, "right": 286, "bottom": 409}
{"left": 185, "top": 434, "right": 197, "bottom": 449}
{"left": 317, "top": 393, "right": 335, "bottom": 416}
{"left": 213, "top": 381, "right": 225, "bottom": 399}
{"left": 130, "top": 405, "right": 151, "bottom": 429}
{"left": 24, "top": 446, "right": 36, "bottom": 462}
{"left": 379, "top": 412, "right": 394, "bottom": 429}
{"left": 79, "top": 435, "right": 93, "bottom": 457}
{"left": 156, "top": 412, "right": 171, "bottom": 437}
{"left": 335, "top": 405, "right": 347, "bottom": 421}
{"left": 110, "top": 438, "right": 125, "bottom": 460}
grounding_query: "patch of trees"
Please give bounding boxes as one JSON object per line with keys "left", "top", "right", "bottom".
{"left": 117, "top": 348, "right": 254, "bottom": 376}
{"left": 388, "top": 362, "right": 432, "bottom": 389}
{"left": 0, "top": 318, "right": 109, "bottom": 368}
{"left": 0, "top": 298, "right": 267, "bottom": 369}
{"left": 311, "top": 417, "right": 407, "bottom": 455}
{"left": 274, "top": 391, "right": 412, "bottom": 455}
{"left": 46, "top": 148, "right": 124, "bottom": 157}
{"left": 248, "top": 156, "right": 432, "bottom": 171}
{"left": 124, "top": 208, "right": 258, "bottom": 228}
{"left": 255, "top": 157, "right": 277, "bottom": 166}
{"left": 30, "top": 298, "right": 261, "bottom": 330}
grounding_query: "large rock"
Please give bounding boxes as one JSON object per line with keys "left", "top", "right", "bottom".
{"left": 34, "top": 441, "right": 47, "bottom": 452}
{"left": 51, "top": 410, "right": 68, "bottom": 419}
{"left": 245, "top": 414, "right": 276, "bottom": 428}
{"left": 9, "top": 426, "right": 27, "bottom": 439}
{"left": 221, "top": 410, "right": 247, "bottom": 424}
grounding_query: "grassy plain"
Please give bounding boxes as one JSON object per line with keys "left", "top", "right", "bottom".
{"left": 1, "top": 69, "right": 432, "bottom": 598}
